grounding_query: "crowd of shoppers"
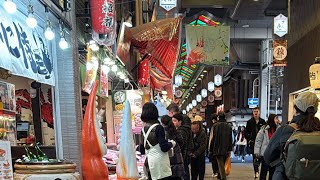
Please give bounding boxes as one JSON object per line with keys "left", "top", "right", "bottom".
{"left": 139, "top": 91, "right": 320, "bottom": 180}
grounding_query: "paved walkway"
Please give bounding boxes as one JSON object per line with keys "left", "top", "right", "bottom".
{"left": 204, "top": 162, "right": 255, "bottom": 180}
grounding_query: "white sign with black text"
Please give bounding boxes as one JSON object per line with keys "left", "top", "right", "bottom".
{"left": 274, "top": 14, "right": 288, "bottom": 37}
{"left": 0, "top": 6, "right": 55, "bottom": 86}
{"left": 159, "top": 0, "right": 177, "bottom": 12}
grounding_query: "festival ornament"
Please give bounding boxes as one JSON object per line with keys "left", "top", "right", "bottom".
{"left": 138, "top": 59, "right": 149, "bottom": 86}
{"left": 116, "top": 100, "right": 139, "bottom": 179}
{"left": 90, "top": 0, "right": 117, "bottom": 46}
{"left": 81, "top": 81, "right": 109, "bottom": 180}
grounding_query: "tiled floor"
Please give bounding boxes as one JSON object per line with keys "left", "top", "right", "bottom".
{"left": 204, "top": 163, "right": 256, "bottom": 180}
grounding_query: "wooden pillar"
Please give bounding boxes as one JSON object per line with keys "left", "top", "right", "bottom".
{"left": 106, "top": 96, "right": 115, "bottom": 143}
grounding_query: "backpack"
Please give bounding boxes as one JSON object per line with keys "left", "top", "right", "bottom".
{"left": 283, "top": 123, "right": 320, "bottom": 180}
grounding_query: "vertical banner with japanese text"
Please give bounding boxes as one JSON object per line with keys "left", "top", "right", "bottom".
{"left": 273, "top": 40, "right": 288, "bottom": 67}
{"left": 0, "top": 6, "right": 55, "bottom": 86}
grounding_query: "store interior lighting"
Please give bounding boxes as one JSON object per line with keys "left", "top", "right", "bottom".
{"left": 3, "top": 0, "right": 17, "bottom": 14}
{"left": 26, "top": 2, "right": 37, "bottom": 28}
{"left": 111, "top": 64, "right": 118, "bottom": 72}
{"left": 88, "top": 40, "right": 99, "bottom": 51}
{"left": 123, "top": 16, "right": 133, "bottom": 27}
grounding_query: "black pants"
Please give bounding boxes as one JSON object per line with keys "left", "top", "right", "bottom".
{"left": 260, "top": 157, "right": 275, "bottom": 180}
{"left": 183, "top": 156, "right": 190, "bottom": 180}
{"left": 190, "top": 156, "right": 205, "bottom": 180}
{"left": 211, "top": 156, "right": 219, "bottom": 174}
{"left": 253, "top": 154, "right": 262, "bottom": 173}
{"left": 238, "top": 145, "right": 245, "bottom": 159}
{"left": 215, "top": 155, "right": 227, "bottom": 180}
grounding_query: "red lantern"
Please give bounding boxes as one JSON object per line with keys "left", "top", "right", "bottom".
{"left": 138, "top": 60, "right": 149, "bottom": 86}
{"left": 90, "top": 0, "right": 116, "bottom": 46}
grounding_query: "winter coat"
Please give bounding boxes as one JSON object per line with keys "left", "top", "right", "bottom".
{"left": 164, "top": 127, "right": 185, "bottom": 178}
{"left": 178, "top": 125, "right": 193, "bottom": 160}
{"left": 245, "top": 117, "right": 266, "bottom": 152}
{"left": 254, "top": 124, "right": 280, "bottom": 156}
{"left": 209, "top": 122, "right": 233, "bottom": 156}
{"left": 235, "top": 132, "right": 247, "bottom": 146}
{"left": 264, "top": 115, "right": 304, "bottom": 180}
{"left": 190, "top": 128, "right": 207, "bottom": 157}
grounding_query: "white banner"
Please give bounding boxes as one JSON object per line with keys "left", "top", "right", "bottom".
{"left": 0, "top": 6, "right": 55, "bottom": 86}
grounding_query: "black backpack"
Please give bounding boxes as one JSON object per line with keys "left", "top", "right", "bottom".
{"left": 283, "top": 124, "right": 320, "bottom": 180}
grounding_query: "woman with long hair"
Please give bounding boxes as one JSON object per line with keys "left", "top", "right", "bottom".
{"left": 254, "top": 114, "right": 280, "bottom": 180}
{"left": 235, "top": 126, "right": 247, "bottom": 162}
{"left": 140, "top": 103, "right": 176, "bottom": 180}
{"left": 161, "top": 115, "right": 185, "bottom": 180}
{"left": 264, "top": 92, "right": 320, "bottom": 180}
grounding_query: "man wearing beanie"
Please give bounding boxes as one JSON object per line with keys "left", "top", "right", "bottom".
{"left": 264, "top": 92, "right": 320, "bottom": 180}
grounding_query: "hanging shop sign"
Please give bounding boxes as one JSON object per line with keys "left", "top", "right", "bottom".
{"left": 214, "top": 87, "right": 223, "bottom": 100}
{"left": 0, "top": 81, "right": 15, "bottom": 113}
{"left": 90, "top": 0, "right": 116, "bottom": 46}
{"left": 0, "top": 7, "right": 55, "bottom": 86}
{"left": 214, "top": 74, "right": 223, "bottom": 86}
{"left": 201, "top": 100, "right": 207, "bottom": 107}
{"left": 186, "top": 26, "right": 230, "bottom": 66}
{"left": 274, "top": 14, "right": 288, "bottom": 37}
{"left": 159, "top": 0, "right": 177, "bottom": 12}
{"left": 273, "top": 40, "right": 288, "bottom": 67}
{"left": 126, "top": 90, "right": 143, "bottom": 134}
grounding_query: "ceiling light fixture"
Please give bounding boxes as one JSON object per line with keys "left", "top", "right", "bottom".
{"left": 59, "top": 21, "right": 68, "bottom": 50}
{"left": 26, "top": 1, "right": 37, "bottom": 28}
{"left": 3, "top": 0, "right": 16, "bottom": 14}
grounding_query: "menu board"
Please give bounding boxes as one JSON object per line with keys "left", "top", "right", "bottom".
{"left": 0, "top": 141, "right": 13, "bottom": 180}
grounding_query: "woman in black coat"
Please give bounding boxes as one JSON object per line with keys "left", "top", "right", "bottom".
{"left": 161, "top": 115, "right": 185, "bottom": 180}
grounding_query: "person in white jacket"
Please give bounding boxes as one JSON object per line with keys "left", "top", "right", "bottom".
{"left": 254, "top": 114, "right": 280, "bottom": 180}
{"left": 235, "top": 126, "right": 247, "bottom": 162}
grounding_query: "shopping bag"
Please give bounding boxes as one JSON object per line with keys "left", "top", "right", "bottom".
{"left": 224, "top": 154, "right": 231, "bottom": 176}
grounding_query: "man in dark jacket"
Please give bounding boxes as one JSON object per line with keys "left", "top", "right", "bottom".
{"left": 190, "top": 121, "right": 207, "bottom": 180}
{"left": 172, "top": 113, "right": 193, "bottom": 180}
{"left": 209, "top": 112, "right": 232, "bottom": 180}
{"left": 245, "top": 107, "right": 266, "bottom": 178}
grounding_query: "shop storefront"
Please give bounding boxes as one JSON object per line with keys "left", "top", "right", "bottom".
{"left": 0, "top": 0, "right": 79, "bottom": 179}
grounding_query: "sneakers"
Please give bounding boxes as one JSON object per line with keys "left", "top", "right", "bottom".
{"left": 212, "top": 173, "right": 218, "bottom": 178}
{"left": 254, "top": 172, "right": 259, "bottom": 178}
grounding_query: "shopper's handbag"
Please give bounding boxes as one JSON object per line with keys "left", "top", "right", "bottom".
{"left": 224, "top": 153, "right": 231, "bottom": 176}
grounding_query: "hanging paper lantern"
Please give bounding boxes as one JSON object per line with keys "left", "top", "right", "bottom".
{"left": 196, "top": 94, "right": 202, "bottom": 102}
{"left": 188, "top": 103, "right": 192, "bottom": 109}
{"left": 208, "top": 81, "right": 215, "bottom": 92}
{"left": 90, "top": 0, "right": 116, "bottom": 46}
{"left": 175, "top": 75, "right": 183, "bottom": 86}
{"left": 182, "top": 110, "right": 186, "bottom": 114}
{"left": 186, "top": 106, "right": 189, "bottom": 112}
{"left": 201, "top": 88, "right": 208, "bottom": 98}
{"left": 138, "top": 60, "right": 149, "bottom": 86}
{"left": 310, "top": 57, "right": 320, "bottom": 89}
{"left": 192, "top": 100, "right": 197, "bottom": 107}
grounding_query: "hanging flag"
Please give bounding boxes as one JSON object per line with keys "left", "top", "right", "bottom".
{"left": 90, "top": 0, "right": 116, "bottom": 46}
{"left": 100, "top": 65, "right": 109, "bottom": 97}
{"left": 83, "top": 48, "right": 99, "bottom": 94}
{"left": 186, "top": 26, "right": 230, "bottom": 66}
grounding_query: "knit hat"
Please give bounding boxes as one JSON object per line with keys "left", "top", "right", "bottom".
{"left": 192, "top": 115, "right": 202, "bottom": 122}
{"left": 294, "top": 92, "right": 319, "bottom": 113}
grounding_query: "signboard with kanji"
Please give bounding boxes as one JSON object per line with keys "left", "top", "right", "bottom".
{"left": 273, "top": 40, "right": 288, "bottom": 67}
{"left": 274, "top": 14, "right": 288, "bottom": 37}
{"left": 159, "top": 0, "right": 177, "bottom": 12}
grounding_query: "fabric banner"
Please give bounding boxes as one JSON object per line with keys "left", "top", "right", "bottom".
{"left": 100, "top": 65, "right": 109, "bottom": 97}
{"left": 186, "top": 26, "right": 230, "bottom": 66}
{"left": 83, "top": 57, "right": 99, "bottom": 94}
{"left": 273, "top": 40, "right": 287, "bottom": 67}
{"left": 0, "top": 6, "right": 55, "bottom": 86}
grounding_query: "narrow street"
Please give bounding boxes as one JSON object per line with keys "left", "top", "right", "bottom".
{"left": 204, "top": 163, "right": 255, "bottom": 180}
